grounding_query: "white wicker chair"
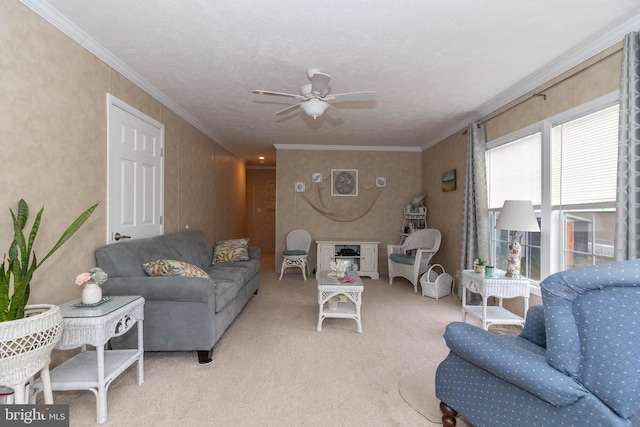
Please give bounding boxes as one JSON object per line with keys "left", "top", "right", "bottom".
{"left": 279, "top": 229, "right": 312, "bottom": 281}
{"left": 388, "top": 229, "right": 441, "bottom": 293}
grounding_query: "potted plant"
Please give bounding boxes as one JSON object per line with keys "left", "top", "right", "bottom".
{"left": 0, "top": 199, "right": 97, "bottom": 321}
{"left": 473, "top": 259, "right": 487, "bottom": 274}
{"left": 0, "top": 199, "right": 97, "bottom": 403}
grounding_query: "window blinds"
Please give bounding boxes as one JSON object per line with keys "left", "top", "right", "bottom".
{"left": 487, "top": 132, "right": 542, "bottom": 209}
{"left": 552, "top": 105, "right": 618, "bottom": 206}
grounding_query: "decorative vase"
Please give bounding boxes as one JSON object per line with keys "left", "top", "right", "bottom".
{"left": 81, "top": 283, "right": 102, "bottom": 305}
{"left": 474, "top": 265, "right": 485, "bottom": 274}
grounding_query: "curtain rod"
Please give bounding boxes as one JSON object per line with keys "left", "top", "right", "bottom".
{"left": 478, "top": 47, "right": 622, "bottom": 126}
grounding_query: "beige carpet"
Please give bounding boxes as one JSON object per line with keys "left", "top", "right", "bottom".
{"left": 398, "top": 366, "right": 442, "bottom": 423}
{"left": 397, "top": 367, "right": 473, "bottom": 427}
{"left": 48, "top": 255, "right": 480, "bottom": 426}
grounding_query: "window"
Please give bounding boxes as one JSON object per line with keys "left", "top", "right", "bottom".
{"left": 486, "top": 94, "right": 619, "bottom": 286}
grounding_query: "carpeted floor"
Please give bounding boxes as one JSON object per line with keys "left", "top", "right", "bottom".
{"left": 50, "top": 254, "right": 480, "bottom": 426}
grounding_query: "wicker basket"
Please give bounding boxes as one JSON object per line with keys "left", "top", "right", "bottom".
{"left": 0, "top": 304, "right": 63, "bottom": 389}
{"left": 420, "top": 264, "right": 453, "bottom": 299}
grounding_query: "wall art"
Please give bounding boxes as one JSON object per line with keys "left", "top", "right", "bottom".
{"left": 442, "top": 169, "right": 456, "bottom": 192}
{"left": 331, "top": 169, "right": 358, "bottom": 196}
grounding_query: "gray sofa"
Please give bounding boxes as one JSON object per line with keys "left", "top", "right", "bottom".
{"left": 94, "top": 230, "right": 260, "bottom": 364}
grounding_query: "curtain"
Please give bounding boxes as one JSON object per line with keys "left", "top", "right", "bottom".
{"left": 614, "top": 30, "right": 640, "bottom": 261}
{"left": 460, "top": 122, "right": 490, "bottom": 275}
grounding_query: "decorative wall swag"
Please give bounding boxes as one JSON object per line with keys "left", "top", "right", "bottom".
{"left": 299, "top": 176, "right": 384, "bottom": 222}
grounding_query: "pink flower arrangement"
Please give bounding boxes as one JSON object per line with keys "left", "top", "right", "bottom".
{"left": 75, "top": 272, "right": 92, "bottom": 286}
{"left": 75, "top": 267, "right": 108, "bottom": 286}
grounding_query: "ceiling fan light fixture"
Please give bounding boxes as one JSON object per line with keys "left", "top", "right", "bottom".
{"left": 300, "top": 98, "right": 329, "bottom": 119}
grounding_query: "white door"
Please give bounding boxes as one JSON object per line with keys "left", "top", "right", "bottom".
{"left": 107, "top": 94, "right": 164, "bottom": 243}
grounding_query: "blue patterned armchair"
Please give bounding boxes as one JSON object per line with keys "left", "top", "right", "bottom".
{"left": 435, "top": 260, "right": 640, "bottom": 426}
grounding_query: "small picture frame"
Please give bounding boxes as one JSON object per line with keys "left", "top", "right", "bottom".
{"left": 442, "top": 169, "right": 456, "bottom": 192}
{"left": 376, "top": 177, "right": 387, "bottom": 187}
{"left": 295, "top": 182, "right": 305, "bottom": 192}
{"left": 331, "top": 169, "right": 358, "bottom": 196}
{"left": 312, "top": 173, "right": 323, "bottom": 183}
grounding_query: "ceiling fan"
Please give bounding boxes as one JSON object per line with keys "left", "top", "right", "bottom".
{"left": 252, "top": 68, "right": 377, "bottom": 119}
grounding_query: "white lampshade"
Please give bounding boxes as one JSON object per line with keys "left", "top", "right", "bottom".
{"left": 300, "top": 98, "right": 329, "bottom": 119}
{"left": 495, "top": 200, "right": 540, "bottom": 232}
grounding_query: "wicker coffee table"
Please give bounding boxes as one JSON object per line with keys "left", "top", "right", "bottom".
{"left": 317, "top": 270, "right": 364, "bottom": 333}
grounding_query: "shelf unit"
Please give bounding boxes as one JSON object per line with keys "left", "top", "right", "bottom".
{"left": 401, "top": 206, "right": 427, "bottom": 243}
{"left": 316, "top": 239, "right": 380, "bottom": 279}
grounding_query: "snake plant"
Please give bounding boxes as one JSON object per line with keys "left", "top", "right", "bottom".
{"left": 0, "top": 199, "right": 98, "bottom": 321}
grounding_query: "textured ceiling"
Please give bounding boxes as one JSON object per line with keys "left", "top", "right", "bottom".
{"left": 30, "top": 0, "right": 640, "bottom": 166}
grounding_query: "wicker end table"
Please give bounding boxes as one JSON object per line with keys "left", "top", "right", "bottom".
{"left": 32, "top": 295, "right": 145, "bottom": 424}
{"left": 317, "top": 270, "right": 364, "bottom": 333}
{"left": 461, "top": 269, "right": 530, "bottom": 330}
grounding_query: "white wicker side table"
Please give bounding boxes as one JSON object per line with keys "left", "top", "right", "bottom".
{"left": 317, "top": 270, "right": 364, "bottom": 333}
{"left": 462, "top": 269, "right": 530, "bottom": 330}
{"left": 32, "top": 295, "right": 144, "bottom": 424}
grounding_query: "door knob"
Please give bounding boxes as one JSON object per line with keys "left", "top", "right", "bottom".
{"left": 114, "top": 233, "right": 131, "bottom": 241}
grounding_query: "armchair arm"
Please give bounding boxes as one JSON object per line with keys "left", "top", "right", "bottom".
{"left": 444, "top": 322, "right": 587, "bottom": 406}
{"left": 102, "top": 276, "right": 215, "bottom": 303}
{"left": 415, "top": 248, "right": 436, "bottom": 266}
{"left": 248, "top": 246, "right": 261, "bottom": 260}
{"left": 519, "top": 304, "right": 546, "bottom": 348}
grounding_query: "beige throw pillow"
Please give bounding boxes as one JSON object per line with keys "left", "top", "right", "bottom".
{"left": 142, "top": 259, "right": 209, "bottom": 278}
{"left": 212, "top": 238, "right": 249, "bottom": 264}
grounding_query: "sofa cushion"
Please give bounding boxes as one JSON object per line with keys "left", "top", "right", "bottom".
{"left": 142, "top": 259, "right": 210, "bottom": 278}
{"left": 207, "top": 265, "right": 253, "bottom": 286}
{"left": 212, "top": 238, "right": 249, "bottom": 264}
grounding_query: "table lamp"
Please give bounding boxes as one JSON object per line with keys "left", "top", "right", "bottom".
{"left": 495, "top": 200, "right": 540, "bottom": 278}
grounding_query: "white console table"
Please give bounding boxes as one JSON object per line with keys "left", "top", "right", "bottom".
{"left": 316, "top": 239, "right": 380, "bottom": 279}
{"left": 33, "top": 295, "right": 145, "bottom": 424}
{"left": 461, "top": 270, "right": 530, "bottom": 330}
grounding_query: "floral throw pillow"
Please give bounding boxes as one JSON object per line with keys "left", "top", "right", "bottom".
{"left": 212, "top": 238, "right": 249, "bottom": 264}
{"left": 142, "top": 259, "right": 209, "bottom": 278}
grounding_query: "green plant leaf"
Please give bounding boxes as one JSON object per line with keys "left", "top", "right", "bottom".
{"left": 37, "top": 203, "right": 98, "bottom": 267}
{"left": 1, "top": 200, "right": 98, "bottom": 322}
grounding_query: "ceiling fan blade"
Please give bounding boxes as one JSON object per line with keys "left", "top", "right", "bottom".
{"left": 252, "top": 90, "right": 303, "bottom": 99}
{"left": 326, "top": 91, "right": 377, "bottom": 103}
{"left": 310, "top": 72, "right": 331, "bottom": 95}
{"left": 275, "top": 104, "right": 301, "bottom": 115}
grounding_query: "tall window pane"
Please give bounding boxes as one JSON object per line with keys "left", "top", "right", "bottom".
{"left": 552, "top": 105, "right": 618, "bottom": 206}
{"left": 487, "top": 133, "right": 541, "bottom": 209}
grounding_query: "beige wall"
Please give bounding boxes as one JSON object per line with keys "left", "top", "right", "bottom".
{"left": 421, "top": 131, "right": 467, "bottom": 281}
{"left": 246, "top": 168, "right": 276, "bottom": 255}
{"left": 276, "top": 149, "right": 422, "bottom": 275}
{"left": 1, "top": 2, "right": 246, "bottom": 311}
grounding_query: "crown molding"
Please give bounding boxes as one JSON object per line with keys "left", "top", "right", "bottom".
{"left": 422, "top": 12, "right": 640, "bottom": 150}
{"left": 20, "top": 0, "right": 240, "bottom": 162}
{"left": 274, "top": 144, "right": 421, "bottom": 152}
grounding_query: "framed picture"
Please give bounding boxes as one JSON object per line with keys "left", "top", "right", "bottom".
{"left": 295, "top": 182, "right": 305, "bottom": 192}
{"left": 312, "top": 173, "right": 323, "bottom": 183}
{"left": 331, "top": 169, "right": 358, "bottom": 196}
{"left": 442, "top": 169, "right": 456, "bottom": 192}
{"left": 376, "top": 177, "right": 387, "bottom": 187}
